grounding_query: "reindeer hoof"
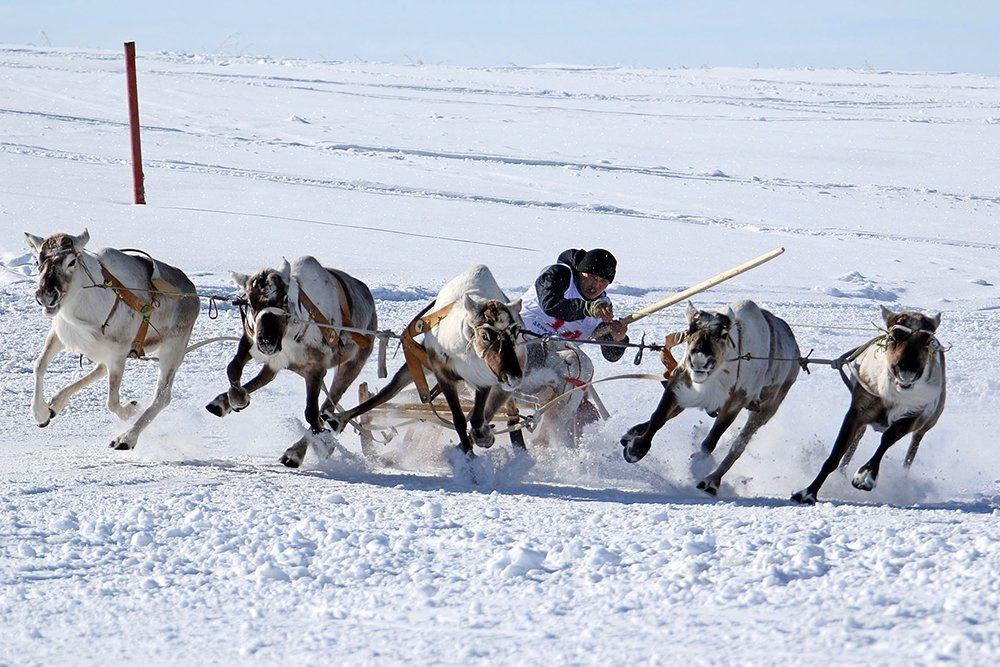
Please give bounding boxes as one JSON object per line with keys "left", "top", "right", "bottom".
{"left": 279, "top": 453, "right": 301, "bottom": 469}
{"left": 471, "top": 425, "right": 495, "bottom": 449}
{"left": 851, "top": 468, "right": 877, "bottom": 491}
{"left": 37, "top": 408, "right": 55, "bottom": 428}
{"left": 109, "top": 439, "right": 133, "bottom": 451}
{"left": 227, "top": 387, "right": 250, "bottom": 411}
{"left": 205, "top": 392, "right": 232, "bottom": 417}
{"left": 508, "top": 430, "right": 527, "bottom": 450}
{"left": 697, "top": 479, "right": 718, "bottom": 496}
{"left": 791, "top": 490, "right": 817, "bottom": 505}
{"left": 620, "top": 432, "right": 650, "bottom": 463}
{"left": 324, "top": 413, "right": 347, "bottom": 434}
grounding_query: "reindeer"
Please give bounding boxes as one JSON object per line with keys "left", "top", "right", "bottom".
{"left": 206, "top": 256, "right": 377, "bottom": 468}
{"left": 621, "top": 300, "right": 800, "bottom": 495}
{"left": 326, "top": 264, "right": 524, "bottom": 456}
{"left": 792, "top": 306, "right": 946, "bottom": 504}
{"left": 25, "top": 229, "right": 199, "bottom": 450}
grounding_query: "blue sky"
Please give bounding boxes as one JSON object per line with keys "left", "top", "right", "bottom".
{"left": 1, "top": 1, "right": 997, "bottom": 74}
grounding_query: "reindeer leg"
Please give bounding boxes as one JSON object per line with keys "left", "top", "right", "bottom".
{"left": 700, "top": 383, "right": 796, "bottom": 496}
{"left": 224, "top": 337, "right": 257, "bottom": 410}
{"left": 792, "top": 408, "right": 866, "bottom": 504}
{"left": 280, "top": 371, "right": 328, "bottom": 469}
{"left": 837, "top": 420, "right": 867, "bottom": 472}
{"left": 903, "top": 429, "right": 928, "bottom": 469}
{"left": 698, "top": 403, "right": 742, "bottom": 456}
{"left": 206, "top": 337, "right": 253, "bottom": 416}
{"left": 698, "top": 407, "right": 766, "bottom": 496}
{"left": 621, "top": 381, "right": 682, "bottom": 463}
{"left": 439, "top": 381, "right": 473, "bottom": 455}
{"left": 303, "top": 371, "right": 326, "bottom": 434}
{"left": 325, "top": 364, "right": 414, "bottom": 434}
{"left": 110, "top": 339, "right": 187, "bottom": 450}
{"left": 504, "top": 397, "right": 527, "bottom": 450}
{"left": 104, "top": 357, "right": 141, "bottom": 421}
{"left": 318, "top": 352, "right": 370, "bottom": 418}
{"left": 852, "top": 417, "right": 916, "bottom": 491}
{"left": 468, "top": 387, "right": 495, "bottom": 449}
{"left": 49, "top": 363, "right": 107, "bottom": 421}
{"left": 31, "top": 330, "right": 64, "bottom": 426}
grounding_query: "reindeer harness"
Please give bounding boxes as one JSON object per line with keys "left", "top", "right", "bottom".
{"left": 99, "top": 266, "right": 157, "bottom": 358}
{"left": 400, "top": 301, "right": 455, "bottom": 402}
{"left": 295, "top": 277, "right": 372, "bottom": 352}
{"left": 70, "top": 244, "right": 160, "bottom": 359}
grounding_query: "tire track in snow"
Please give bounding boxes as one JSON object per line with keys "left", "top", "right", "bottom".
{"left": 2, "top": 108, "right": 997, "bottom": 208}
{"left": 151, "top": 67, "right": 998, "bottom": 123}
{"left": 3, "top": 140, "right": 999, "bottom": 252}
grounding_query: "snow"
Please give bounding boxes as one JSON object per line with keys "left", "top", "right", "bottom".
{"left": 2, "top": 46, "right": 1000, "bottom": 664}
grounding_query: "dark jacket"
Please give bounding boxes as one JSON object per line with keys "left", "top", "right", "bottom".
{"left": 534, "top": 249, "right": 628, "bottom": 362}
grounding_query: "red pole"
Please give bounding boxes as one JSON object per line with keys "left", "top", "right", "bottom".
{"left": 124, "top": 41, "right": 145, "bottom": 204}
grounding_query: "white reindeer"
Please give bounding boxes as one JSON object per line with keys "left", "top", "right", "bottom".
{"left": 328, "top": 264, "right": 524, "bottom": 456}
{"left": 621, "top": 300, "right": 800, "bottom": 495}
{"left": 25, "top": 229, "right": 199, "bottom": 450}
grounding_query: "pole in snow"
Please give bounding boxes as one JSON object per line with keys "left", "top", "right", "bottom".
{"left": 124, "top": 41, "right": 145, "bottom": 204}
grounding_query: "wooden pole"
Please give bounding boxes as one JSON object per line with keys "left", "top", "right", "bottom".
{"left": 619, "top": 247, "right": 785, "bottom": 326}
{"left": 124, "top": 41, "right": 145, "bottom": 204}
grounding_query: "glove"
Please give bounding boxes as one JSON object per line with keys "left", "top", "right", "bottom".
{"left": 583, "top": 299, "right": 607, "bottom": 319}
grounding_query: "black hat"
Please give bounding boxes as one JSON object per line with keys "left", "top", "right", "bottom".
{"left": 576, "top": 248, "right": 617, "bottom": 282}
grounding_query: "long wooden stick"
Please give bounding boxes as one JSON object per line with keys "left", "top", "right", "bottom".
{"left": 619, "top": 247, "right": 785, "bottom": 326}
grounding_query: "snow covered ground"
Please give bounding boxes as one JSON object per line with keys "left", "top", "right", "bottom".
{"left": 1, "top": 46, "right": 999, "bottom": 665}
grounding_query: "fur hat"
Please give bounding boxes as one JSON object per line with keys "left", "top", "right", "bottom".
{"left": 576, "top": 248, "right": 617, "bottom": 282}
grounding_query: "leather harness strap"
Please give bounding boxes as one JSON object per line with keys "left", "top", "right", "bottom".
{"left": 100, "top": 265, "right": 155, "bottom": 358}
{"left": 331, "top": 275, "right": 373, "bottom": 351}
{"left": 400, "top": 301, "right": 455, "bottom": 403}
{"left": 296, "top": 278, "right": 373, "bottom": 351}
{"left": 659, "top": 330, "right": 687, "bottom": 377}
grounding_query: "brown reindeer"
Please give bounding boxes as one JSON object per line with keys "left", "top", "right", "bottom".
{"left": 792, "top": 306, "right": 946, "bottom": 504}
{"left": 206, "top": 256, "right": 377, "bottom": 468}
{"left": 621, "top": 300, "right": 800, "bottom": 495}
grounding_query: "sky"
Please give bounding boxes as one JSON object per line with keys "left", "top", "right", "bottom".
{"left": 1, "top": 0, "right": 998, "bottom": 75}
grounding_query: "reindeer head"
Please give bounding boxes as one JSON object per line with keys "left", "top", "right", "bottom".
{"left": 232, "top": 259, "right": 292, "bottom": 356}
{"left": 25, "top": 229, "right": 90, "bottom": 316}
{"left": 879, "top": 305, "right": 942, "bottom": 391}
{"left": 683, "top": 302, "right": 734, "bottom": 384}
{"left": 463, "top": 293, "right": 524, "bottom": 392}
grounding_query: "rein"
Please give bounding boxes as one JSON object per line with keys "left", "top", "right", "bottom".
{"left": 726, "top": 328, "right": 947, "bottom": 395}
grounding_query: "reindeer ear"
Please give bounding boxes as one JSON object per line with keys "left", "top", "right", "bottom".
{"left": 463, "top": 293, "right": 482, "bottom": 313}
{"left": 879, "top": 305, "right": 895, "bottom": 324}
{"left": 685, "top": 301, "right": 698, "bottom": 323}
{"left": 72, "top": 229, "right": 90, "bottom": 249}
{"left": 928, "top": 312, "right": 941, "bottom": 331}
{"left": 230, "top": 271, "right": 251, "bottom": 288}
{"left": 24, "top": 232, "right": 44, "bottom": 253}
{"left": 278, "top": 258, "right": 291, "bottom": 283}
{"left": 506, "top": 298, "right": 522, "bottom": 314}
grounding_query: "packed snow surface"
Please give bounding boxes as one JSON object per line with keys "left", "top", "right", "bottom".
{"left": 1, "top": 47, "right": 999, "bottom": 665}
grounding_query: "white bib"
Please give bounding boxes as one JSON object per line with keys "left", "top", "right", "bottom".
{"left": 520, "top": 264, "right": 607, "bottom": 340}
